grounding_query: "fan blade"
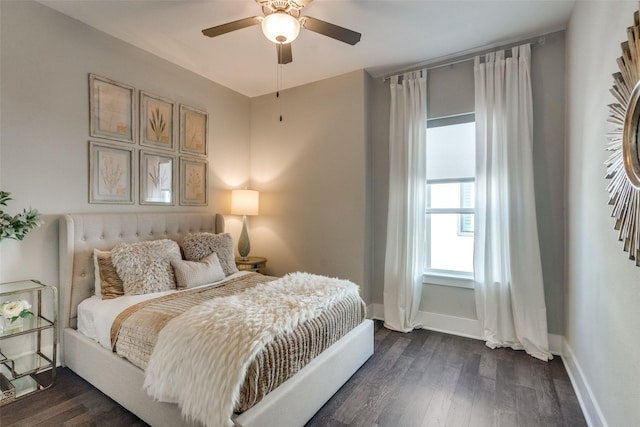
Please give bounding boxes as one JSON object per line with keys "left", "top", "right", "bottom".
{"left": 277, "top": 43, "right": 293, "bottom": 64}
{"left": 202, "top": 17, "right": 262, "bottom": 38}
{"left": 301, "top": 16, "right": 361, "bottom": 45}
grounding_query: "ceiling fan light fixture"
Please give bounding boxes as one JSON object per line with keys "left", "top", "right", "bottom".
{"left": 261, "top": 11, "right": 300, "bottom": 44}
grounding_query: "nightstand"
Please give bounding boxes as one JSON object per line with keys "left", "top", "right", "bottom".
{"left": 235, "top": 256, "right": 267, "bottom": 274}
{"left": 0, "top": 279, "right": 57, "bottom": 405}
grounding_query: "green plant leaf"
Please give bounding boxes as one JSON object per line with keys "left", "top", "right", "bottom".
{"left": 0, "top": 191, "right": 42, "bottom": 241}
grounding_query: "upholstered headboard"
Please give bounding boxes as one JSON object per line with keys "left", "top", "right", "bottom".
{"left": 59, "top": 213, "right": 225, "bottom": 330}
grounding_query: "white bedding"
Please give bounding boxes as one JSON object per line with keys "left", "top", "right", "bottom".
{"left": 77, "top": 271, "right": 251, "bottom": 349}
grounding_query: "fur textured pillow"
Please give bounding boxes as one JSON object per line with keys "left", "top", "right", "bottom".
{"left": 170, "top": 252, "right": 225, "bottom": 289}
{"left": 93, "top": 249, "right": 124, "bottom": 299}
{"left": 111, "top": 239, "right": 182, "bottom": 295}
{"left": 182, "top": 232, "right": 238, "bottom": 276}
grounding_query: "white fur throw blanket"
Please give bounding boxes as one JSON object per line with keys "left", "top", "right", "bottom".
{"left": 143, "top": 272, "right": 361, "bottom": 427}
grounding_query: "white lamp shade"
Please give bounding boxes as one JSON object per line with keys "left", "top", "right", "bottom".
{"left": 261, "top": 11, "right": 300, "bottom": 44}
{"left": 231, "top": 189, "right": 259, "bottom": 216}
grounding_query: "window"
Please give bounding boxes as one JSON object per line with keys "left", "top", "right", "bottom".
{"left": 459, "top": 182, "right": 475, "bottom": 235}
{"left": 425, "top": 116, "right": 475, "bottom": 288}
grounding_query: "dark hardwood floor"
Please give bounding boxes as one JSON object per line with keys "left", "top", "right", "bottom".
{"left": 0, "top": 321, "right": 586, "bottom": 427}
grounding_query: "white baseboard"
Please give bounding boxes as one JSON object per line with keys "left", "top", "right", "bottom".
{"left": 367, "top": 303, "right": 482, "bottom": 340}
{"left": 561, "top": 338, "right": 607, "bottom": 427}
{"left": 414, "top": 310, "right": 483, "bottom": 339}
{"left": 368, "top": 303, "right": 563, "bottom": 352}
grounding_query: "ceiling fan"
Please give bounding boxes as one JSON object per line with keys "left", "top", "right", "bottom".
{"left": 201, "top": 0, "right": 361, "bottom": 65}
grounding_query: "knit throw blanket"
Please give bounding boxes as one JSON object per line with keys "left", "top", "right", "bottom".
{"left": 143, "top": 272, "right": 361, "bottom": 427}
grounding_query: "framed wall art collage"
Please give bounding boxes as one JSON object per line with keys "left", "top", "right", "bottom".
{"left": 88, "top": 74, "right": 208, "bottom": 206}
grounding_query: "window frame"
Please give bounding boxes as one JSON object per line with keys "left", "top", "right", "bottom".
{"left": 458, "top": 181, "right": 475, "bottom": 236}
{"left": 424, "top": 178, "right": 475, "bottom": 289}
{"left": 424, "top": 114, "right": 476, "bottom": 289}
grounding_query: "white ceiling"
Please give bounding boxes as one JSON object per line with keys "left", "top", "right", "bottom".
{"left": 39, "top": 0, "right": 576, "bottom": 97}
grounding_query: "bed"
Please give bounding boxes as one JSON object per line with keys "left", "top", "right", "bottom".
{"left": 59, "top": 212, "right": 374, "bottom": 427}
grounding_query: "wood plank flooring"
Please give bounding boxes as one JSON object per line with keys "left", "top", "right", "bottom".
{"left": 0, "top": 321, "right": 586, "bottom": 426}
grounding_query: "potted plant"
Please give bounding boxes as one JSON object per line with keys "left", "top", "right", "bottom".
{"left": 0, "top": 191, "right": 43, "bottom": 241}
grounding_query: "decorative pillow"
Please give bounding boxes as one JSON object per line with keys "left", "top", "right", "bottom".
{"left": 93, "top": 249, "right": 124, "bottom": 299}
{"left": 182, "top": 232, "right": 238, "bottom": 276}
{"left": 111, "top": 239, "right": 182, "bottom": 295}
{"left": 170, "top": 252, "right": 225, "bottom": 289}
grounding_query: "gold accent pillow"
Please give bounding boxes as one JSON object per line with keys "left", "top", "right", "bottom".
{"left": 93, "top": 249, "right": 124, "bottom": 300}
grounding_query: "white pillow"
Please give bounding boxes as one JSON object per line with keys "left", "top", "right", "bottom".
{"left": 171, "top": 252, "right": 225, "bottom": 289}
{"left": 93, "top": 249, "right": 103, "bottom": 298}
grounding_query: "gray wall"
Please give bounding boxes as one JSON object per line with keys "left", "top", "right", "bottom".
{"left": 531, "top": 32, "right": 567, "bottom": 334}
{"left": 248, "top": 70, "right": 372, "bottom": 302}
{"left": 0, "top": 1, "right": 252, "bottom": 284}
{"left": 370, "top": 32, "right": 566, "bottom": 334}
{"left": 565, "top": 2, "right": 640, "bottom": 424}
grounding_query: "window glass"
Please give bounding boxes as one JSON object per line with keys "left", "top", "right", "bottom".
{"left": 425, "top": 119, "right": 475, "bottom": 282}
{"left": 428, "top": 182, "right": 461, "bottom": 209}
{"left": 428, "top": 212, "right": 474, "bottom": 273}
{"left": 426, "top": 121, "right": 475, "bottom": 181}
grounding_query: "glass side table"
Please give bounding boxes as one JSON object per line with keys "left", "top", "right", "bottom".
{"left": 0, "top": 280, "right": 57, "bottom": 406}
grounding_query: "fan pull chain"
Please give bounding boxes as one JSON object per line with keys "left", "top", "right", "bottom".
{"left": 277, "top": 43, "right": 283, "bottom": 122}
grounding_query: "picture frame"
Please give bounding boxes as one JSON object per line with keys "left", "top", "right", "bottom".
{"left": 140, "top": 150, "right": 175, "bottom": 205}
{"left": 140, "top": 91, "right": 174, "bottom": 151}
{"left": 179, "top": 104, "right": 208, "bottom": 157}
{"left": 179, "top": 157, "right": 208, "bottom": 206}
{"left": 89, "top": 74, "right": 135, "bottom": 144}
{"left": 89, "top": 141, "right": 134, "bottom": 204}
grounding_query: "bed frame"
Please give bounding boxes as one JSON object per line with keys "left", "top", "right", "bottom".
{"left": 58, "top": 213, "right": 374, "bottom": 427}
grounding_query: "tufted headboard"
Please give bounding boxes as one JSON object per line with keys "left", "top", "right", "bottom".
{"left": 59, "top": 213, "right": 225, "bottom": 330}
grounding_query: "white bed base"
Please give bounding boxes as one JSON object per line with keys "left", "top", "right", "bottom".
{"left": 58, "top": 213, "right": 373, "bottom": 427}
{"left": 64, "top": 320, "right": 373, "bottom": 427}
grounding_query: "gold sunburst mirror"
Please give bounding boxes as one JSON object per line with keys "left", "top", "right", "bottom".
{"left": 606, "top": 6, "right": 640, "bottom": 265}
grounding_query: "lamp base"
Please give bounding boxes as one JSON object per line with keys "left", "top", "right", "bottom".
{"left": 238, "top": 215, "right": 251, "bottom": 258}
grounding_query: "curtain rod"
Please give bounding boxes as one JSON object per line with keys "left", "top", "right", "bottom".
{"left": 382, "top": 29, "right": 564, "bottom": 82}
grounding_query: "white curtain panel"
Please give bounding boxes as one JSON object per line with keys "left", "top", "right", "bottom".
{"left": 473, "top": 45, "right": 552, "bottom": 361}
{"left": 383, "top": 71, "right": 427, "bottom": 333}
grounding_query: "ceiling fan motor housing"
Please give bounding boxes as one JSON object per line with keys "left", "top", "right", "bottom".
{"left": 260, "top": 0, "right": 303, "bottom": 17}
{"left": 262, "top": 10, "right": 300, "bottom": 44}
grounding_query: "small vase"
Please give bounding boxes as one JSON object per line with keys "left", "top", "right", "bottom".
{"left": 1, "top": 317, "right": 23, "bottom": 334}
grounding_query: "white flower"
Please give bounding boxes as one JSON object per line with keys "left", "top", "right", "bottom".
{"left": 0, "top": 300, "right": 32, "bottom": 319}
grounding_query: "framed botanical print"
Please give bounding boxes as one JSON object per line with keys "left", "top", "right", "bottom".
{"left": 89, "top": 141, "right": 134, "bottom": 204}
{"left": 179, "top": 156, "right": 207, "bottom": 206}
{"left": 140, "top": 150, "right": 175, "bottom": 205}
{"left": 89, "top": 74, "right": 135, "bottom": 144}
{"left": 140, "top": 91, "right": 174, "bottom": 151}
{"left": 179, "top": 104, "right": 208, "bottom": 157}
